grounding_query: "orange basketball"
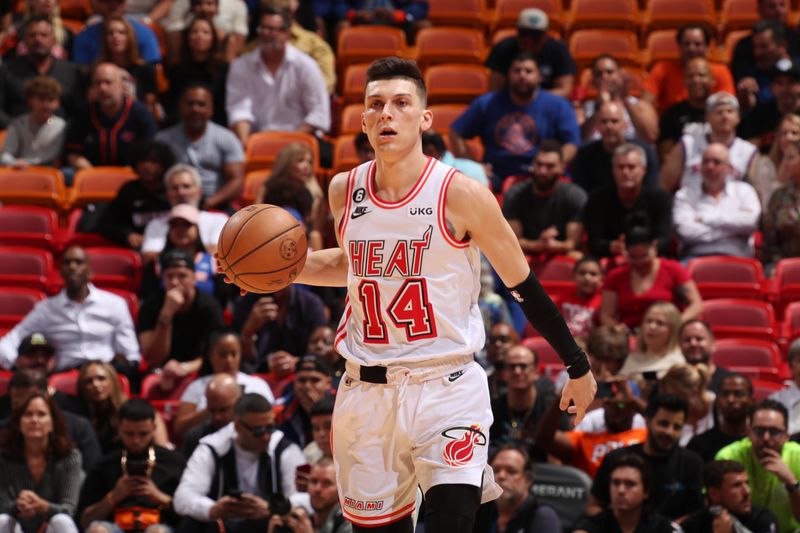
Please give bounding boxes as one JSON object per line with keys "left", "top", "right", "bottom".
{"left": 217, "top": 204, "right": 307, "bottom": 293}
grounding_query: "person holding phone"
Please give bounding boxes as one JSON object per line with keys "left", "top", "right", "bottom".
{"left": 619, "top": 302, "right": 686, "bottom": 383}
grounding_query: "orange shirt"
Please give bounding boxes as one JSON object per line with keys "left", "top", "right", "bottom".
{"left": 644, "top": 60, "right": 736, "bottom": 113}
{"left": 566, "top": 427, "right": 648, "bottom": 477}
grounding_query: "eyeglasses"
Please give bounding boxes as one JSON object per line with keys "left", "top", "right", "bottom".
{"left": 751, "top": 426, "right": 785, "bottom": 438}
{"left": 505, "top": 363, "right": 532, "bottom": 372}
{"left": 240, "top": 421, "right": 276, "bottom": 437}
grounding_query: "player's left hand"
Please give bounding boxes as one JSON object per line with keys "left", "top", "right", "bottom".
{"left": 560, "top": 371, "right": 597, "bottom": 425}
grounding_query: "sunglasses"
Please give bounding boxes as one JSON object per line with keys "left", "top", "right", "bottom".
{"left": 240, "top": 421, "right": 276, "bottom": 437}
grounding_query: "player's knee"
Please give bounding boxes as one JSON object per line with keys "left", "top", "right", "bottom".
{"left": 352, "top": 516, "right": 413, "bottom": 533}
{"left": 424, "top": 484, "right": 481, "bottom": 533}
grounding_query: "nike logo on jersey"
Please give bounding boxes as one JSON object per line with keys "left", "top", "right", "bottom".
{"left": 351, "top": 206, "right": 370, "bottom": 219}
{"left": 448, "top": 370, "right": 465, "bottom": 382}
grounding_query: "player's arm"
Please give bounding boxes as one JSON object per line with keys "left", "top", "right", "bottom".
{"left": 445, "top": 173, "right": 597, "bottom": 423}
{"left": 293, "top": 172, "right": 350, "bottom": 287}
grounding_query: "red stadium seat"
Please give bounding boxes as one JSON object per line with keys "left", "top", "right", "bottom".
{"left": 522, "top": 336, "right": 563, "bottom": 379}
{"left": 774, "top": 258, "right": 800, "bottom": 317}
{"left": 0, "top": 206, "right": 61, "bottom": 252}
{"left": 0, "top": 370, "right": 11, "bottom": 395}
{"left": 642, "top": 0, "right": 715, "bottom": 34}
{"left": 566, "top": 0, "right": 640, "bottom": 34}
{"left": 414, "top": 27, "right": 486, "bottom": 70}
{"left": 69, "top": 167, "right": 137, "bottom": 210}
{"left": 428, "top": 0, "right": 488, "bottom": 28}
{"left": 701, "top": 299, "right": 777, "bottom": 341}
{"left": 568, "top": 30, "right": 641, "bottom": 71}
{"left": 245, "top": 131, "right": 320, "bottom": 174}
{"left": 85, "top": 247, "right": 143, "bottom": 293}
{"left": 752, "top": 379, "right": 785, "bottom": 401}
{"left": 425, "top": 64, "right": 490, "bottom": 105}
{"left": 712, "top": 338, "right": 788, "bottom": 380}
{"left": 532, "top": 256, "right": 578, "bottom": 299}
{"left": 493, "top": 0, "right": 563, "bottom": 32}
{"left": 241, "top": 170, "right": 271, "bottom": 206}
{"left": 104, "top": 288, "right": 139, "bottom": 325}
{"left": 429, "top": 104, "right": 468, "bottom": 133}
{"left": 781, "top": 301, "right": 800, "bottom": 341}
{"left": 687, "top": 256, "right": 765, "bottom": 300}
{"left": 0, "top": 166, "right": 66, "bottom": 210}
{"left": 331, "top": 134, "right": 362, "bottom": 174}
{"left": 339, "top": 104, "right": 364, "bottom": 135}
{"left": 341, "top": 63, "right": 369, "bottom": 105}
{"left": 140, "top": 372, "right": 197, "bottom": 401}
{"left": 0, "top": 246, "right": 56, "bottom": 293}
{"left": 0, "top": 288, "right": 46, "bottom": 329}
{"left": 336, "top": 26, "right": 406, "bottom": 77}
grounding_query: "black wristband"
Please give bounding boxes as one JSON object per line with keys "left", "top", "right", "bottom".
{"left": 508, "top": 271, "right": 591, "bottom": 379}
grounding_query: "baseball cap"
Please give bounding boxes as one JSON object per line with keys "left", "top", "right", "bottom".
{"left": 517, "top": 8, "right": 548, "bottom": 32}
{"left": 159, "top": 248, "right": 196, "bottom": 272}
{"left": 705, "top": 92, "right": 739, "bottom": 114}
{"left": 168, "top": 204, "right": 200, "bottom": 225}
{"left": 18, "top": 333, "right": 55, "bottom": 356}
{"left": 771, "top": 58, "right": 800, "bottom": 81}
{"left": 297, "top": 354, "right": 332, "bottom": 376}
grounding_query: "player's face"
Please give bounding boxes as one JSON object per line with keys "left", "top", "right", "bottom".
{"left": 311, "top": 413, "right": 332, "bottom": 456}
{"left": 363, "top": 78, "right": 432, "bottom": 160}
{"left": 309, "top": 464, "right": 339, "bottom": 512}
{"left": 679, "top": 322, "right": 714, "bottom": 364}
{"left": 503, "top": 347, "right": 538, "bottom": 391}
{"left": 609, "top": 466, "right": 647, "bottom": 512}
{"left": 716, "top": 472, "right": 752, "bottom": 516}
{"left": 646, "top": 408, "right": 684, "bottom": 454}
{"left": 491, "top": 449, "right": 531, "bottom": 504}
{"left": 209, "top": 334, "right": 241, "bottom": 374}
{"left": 750, "top": 409, "right": 788, "bottom": 457}
{"left": 118, "top": 418, "right": 156, "bottom": 455}
{"left": 716, "top": 377, "right": 752, "bottom": 423}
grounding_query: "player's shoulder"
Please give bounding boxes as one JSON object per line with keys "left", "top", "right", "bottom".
{"left": 445, "top": 171, "right": 497, "bottom": 209}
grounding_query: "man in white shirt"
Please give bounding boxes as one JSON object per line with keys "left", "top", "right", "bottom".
{"left": 770, "top": 339, "right": 800, "bottom": 435}
{"left": 0, "top": 246, "right": 140, "bottom": 371}
{"left": 225, "top": 5, "right": 330, "bottom": 146}
{"left": 173, "top": 393, "right": 305, "bottom": 533}
{"left": 673, "top": 142, "right": 761, "bottom": 259}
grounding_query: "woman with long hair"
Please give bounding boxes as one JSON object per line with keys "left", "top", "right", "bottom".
{"left": 763, "top": 140, "right": 800, "bottom": 271}
{"left": 0, "top": 392, "right": 81, "bottom": 532}
{"left": 620, "top": 301, "right": 686, "bottom": 381}
{"left": 658, "top": 363, "right": 715, "bottom": 445}
{"left": 751, "top": 114, "right": 800, "bottom": 209}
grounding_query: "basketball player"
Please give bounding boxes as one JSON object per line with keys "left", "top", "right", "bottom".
{"left": 225, "top": 57, "right": 596, "bottom": 532}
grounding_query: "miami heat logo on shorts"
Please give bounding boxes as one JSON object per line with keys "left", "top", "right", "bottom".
{"left": 441, "top": 424, "right": 487, "bottom": 467}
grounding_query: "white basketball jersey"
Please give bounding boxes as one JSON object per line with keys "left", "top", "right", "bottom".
{"left": 681, "top": 128, "right": 757, "bottom": 188}
{"left": 335, "top": 158, "right": 485, "bottom": 366}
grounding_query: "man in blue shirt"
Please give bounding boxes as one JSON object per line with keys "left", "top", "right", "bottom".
{"left": 449, "top": 52, "right": 579, "bottom": 191}
{"left": 72, "top": 0, "right": 161, "bottom": 64}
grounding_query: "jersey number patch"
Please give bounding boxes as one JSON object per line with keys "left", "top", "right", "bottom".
{"left": 357, "top": 278, "right": 438, "bottom": 343}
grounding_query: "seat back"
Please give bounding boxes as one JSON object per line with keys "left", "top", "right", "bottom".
{"left": 0, "top": 371, "right": 11, "bottom": 396}
{"left": 775, "top": 258, "right": 800, "bottom": 316}
{"left": 530, "top": 463, "right": 592, "bottom": 530}
{"left": 644, "top": 29, "right": 680, "bottom": 66}
{"left": 567, "top": 0, "right": 640, "bottom": 33}
{"left": 752, "top": 379, "right": 785, "bottom": 401}
{"left": 245, "top": 131, "right": 320, "bottom": 173}
{"left": 425, "top": 64, "right": 490, "bottom": 104}
{"left": 339, "top": 104, "right": 364, "bottom": 135}
{"left": 337, "top": 26, "right": 406, "bottom": 75}
{"left": 0, "top": 246, "right": 54, "bottom": 293}
{"left": 415, "top": 27, "right": 485, "bottom": 70}
{"left": 428, "top": 0, "right": 488, "bottom": 28}
{"left": 49, "top": 370, "right": 131, "bottom": 397}
{"left": 341, "top": 63, "right": 370, "bottom": 105}
{"left": 141, "top": 371, "right": 197, "bottom": 400}
{"left": 687, "top": 256, "right": 764, "bottom": 300}
{"left": 0, "top": 288, "right": 46, "bottom": 329}
{"left": 702, "top": 299, "right": 776, "bottom": 341}
{"left": 712, "top": 338, "right": 782, "bottom": 369}
{"left": 69, "top": 167, "right": 137, "bottom": 209}
{"left": 332, "top": 134, "right": 362, "bottom": 174}
{"left": 569, "top": 30, "right": 640, "bottom": 70}
{"left": 0, "top": 206, "right": 59, "bottom": 251}
{"left": 719, "top": 0, "right": 760, "bottom": 36}
{"left": 0, "top": 167, "right": 65, "bottom": 209}
{"left": 241, "top": 170, "right": 271, "bottom": 206}
{"left": 86, "top": 247, "right": 143, "bottom": 292}
{"left": 429, "top": 104, "right": 468, "bottom": 133}
{"left": 643, "top": 0, "right": 715, "bottom": 33}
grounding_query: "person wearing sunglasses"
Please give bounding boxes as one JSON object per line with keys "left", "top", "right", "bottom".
{"left": 717, "top": 399, "right": 800, "bottom": 532}
{"left": 173, "top": 393, "right": 305, "bottom": 533}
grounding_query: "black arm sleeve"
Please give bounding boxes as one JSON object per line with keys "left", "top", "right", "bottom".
{"left": 507, "top": 271, "right": 590, "bottom": 378}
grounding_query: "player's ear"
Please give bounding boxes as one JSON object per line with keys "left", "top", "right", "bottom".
{"left": 361, "top": 112, "right": 367, "bottom": 134}
{"left": 420, "top": 108, "right": 433, "bottom": 132}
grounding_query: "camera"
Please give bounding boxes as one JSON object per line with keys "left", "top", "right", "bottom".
{"left": 269, "top": 493, "right": 292, "bottom": 516}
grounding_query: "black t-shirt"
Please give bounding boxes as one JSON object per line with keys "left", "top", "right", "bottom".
{"left": 686, "top": 426, "right": 743, "bottom": 464}
{"left": 502, "top": 180, "right": 587, "bottom": 241}
{"left": 709, "top": 366, "right": 734, "bottom": 395}
{"left": 97, "top": 179, "right": 169, "bottom": 246}
{"left": 732, "top": 29, "right": 800, "bottom": 82}
{"left": 572, "top": 508, "right": 678, "bottom": 533}
{"left": 658, "top": 100, "right": 706, "bottom": 144}
{"left": 591, "top": 443, "right": 705, "bottom": 520}
{"left": 473, "top": 495, "right": 562, "bottom": 533}
{"left": 681, "top": 506, "right": 778, "bottom": 533}
{"left": 485, "top": 36, "right": 576, "bottom": 90}
{"left": 78, "top": 445, "right": 186, "bottom": 526}
{"left": 571, "top": 139, "right": 660, "bottom": 195}
{"left": 138, "top": 289, "right": 225, "bottom": 363}
{"left": 737, "top": 100, "right": 784, "bottom": 153}
{"left": 3, "top": 57, "right": 82, "bottom": 121}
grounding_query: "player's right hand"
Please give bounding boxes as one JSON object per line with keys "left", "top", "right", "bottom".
{"left": 214, "top": 252, "right": 248, "bottom": 296}
{"left": 560, "top": 371, "right": 598, "bottom": 426}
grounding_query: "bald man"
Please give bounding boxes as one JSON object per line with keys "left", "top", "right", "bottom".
{"left": 658, "top": 58, "right": 716, "bottom": 159}
{"left": 673, "top": 142, "right": 761, "bottom": 259}
{"left": 180, "top": 374, "right": 243, "bottom": 456}
{"left": 65, "top": 62, "right": 157, "bottom": 169}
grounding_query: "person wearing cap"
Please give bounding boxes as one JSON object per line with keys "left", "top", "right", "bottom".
{"left": 661, "top": 92, "right": 759, "bottom": 192}
{"left": 739, "top": 57, "right": 800, "bottom": 152}
{"left": 643, "top": 23, "right": 735, "bottom": 114}
{"left": 277, "top": 355, "right": 334, "bottom": 448}
{"left": 673, "top": 142, "right": 761, "bottom": 259}
{"left": 0, "top": 246, "right": 140, "bottom": 372}
{"left": 13, "top": 332, "right": 56, "bottom": 373}
{"left": 173, "top": 393, "right": 305, "bottom": 533}
{"left": 137, "top": 248, "right": 225, "bottom": 387}
{"left": 141, "top": 163, "right": 230, "bottom": 264}
{"left": 485, "top": 8, "right": 576, "bottom": 98}
{"left": 156, "top": 83, "right": 245, "bottom": 211}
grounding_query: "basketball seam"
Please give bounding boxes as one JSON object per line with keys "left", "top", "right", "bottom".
{"left": 224, "top": 222, "right": 304, "bottom": 272}
{"left": 232, "top": 248, "right": 308, "bottom": 276}
{"left": 220, "top": 205, "right": 276, "bottom": 260}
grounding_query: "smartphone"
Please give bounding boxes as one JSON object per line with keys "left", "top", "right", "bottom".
{"left": 596, "top": 381, "right": 614, "bottom": 399}
{"left": 126, "top": 460, "right": 149, "bottom": 477}
{"left": 643, "top": 371, "right": 658, "bottom": 381}
{"left": 228, "top": 489, "right": 243, "bottom": 499}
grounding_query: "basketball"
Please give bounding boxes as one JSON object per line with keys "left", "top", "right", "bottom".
{"left": 217, "top": 204, "right": 307, "bottom": 293}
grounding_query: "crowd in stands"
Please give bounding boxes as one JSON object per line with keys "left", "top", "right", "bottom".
{"left": 5, "top": 0, "right": 800, "bottom": 531}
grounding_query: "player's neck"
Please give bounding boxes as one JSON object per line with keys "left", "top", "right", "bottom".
{"left": 372, "top": 152, "right": 430, "bottom": 200}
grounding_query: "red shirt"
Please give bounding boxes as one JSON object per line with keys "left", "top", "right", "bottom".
{"left": 560, "top": 292, "right": 602, "bottom": 339}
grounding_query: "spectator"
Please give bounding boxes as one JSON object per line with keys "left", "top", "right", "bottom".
{"left": 304, "top": 395, "right": 333, "bottom": 465}
{"left": 673, "top": 142, "right": 762, "bottom": 259}
{"left": 0, "top": 246, "right": 140, "bottom": 372}
{"left": 305, "top": 325, "right": 339, "bottom": 381}
{"left": 173, "top": 393, "right": 305, "bottom": 532}
{"left": 478, "top": 259, "right": 513, "bottom": 344}
{"left": 74, "top": 361, "right": 170, "bottom": 453}
{"left": 97, "top": 139, "right": 175, "bottom": 249}
{"left": 589, "top": 394, "right": 704, "bottom": 520}
{"left": 1, "top": 16, "right": 81, "bottom": 121}
{"left": 226, "top": 6, "right": 330, "bottom": 146}
{"left": 571, "top": 101, "right": 660, "bottom": 194}
{"left": 618, "top": 301, "right": 686, "bottom": 380}
{"left": 536, "top": 378, "right": 647, "bottom": 476}
{"left": 771, "top": 339, "right": 800, "bottom": 435}
{"left": 78, "top": 399, "right": 186, "bottom": 532}
{"left": 733, "top": 19, "right": 796, "bottom": 110}
{"left": 334, "top": 0, "right": 430, "bottom": 44}
{"left": 559, "top": 257, "right": 603, "bottom": 341}
{"left": 64, "top": 63, "right": 158, "bottom": 169}
{"left": 473, "top": 445, "right": 561, "bottom": 532}
{"left": 0, "top": 392, "right": 81, "bottom": 533}
{"left": 739, "top": 58, "right": 800, "bottom": 153}
{"left": 599, "top": 218, "right": 703, "bottom": 330}
{"left": 482, "top": 323, "right": 519, "bottom": 402}
{"left": 449, "top": 52, "right": 579, "bottom": 190}
{"left": 658, "top": 57, "right": 715, "bottom": 160}
{"left": 643, "top": 24, "right": 735, "bottom": 114}
{"left": 658, "top": 364, "right": 715, "bottom": 445}
{"left": 489, "top": 345, "right": 562, "bottom": 457}
{"left": 11, "top": 333, "right": 56, "bottom": 374}
{"left": 763, "top": 140, "right": 800, "bottom": 267}
{"left": 582, "top": 145, "right": 674, "bottom": 258}
{"left": 291, "top": 458, "right": 351, "bottom": 533}
{"left": 157, "top": 83, "right": 245, "bottom": 210}
{"left": 688, "top": 373, "right": 753, "bottom": 463}
{"left": 1, "top": 0, "right": 73, "bottom": 59}
{"left": 278, "top": 355, "right": 333, "bottom": 448}
{"left": 71, "top": 0, "right": 161, "bottom": 65}
{"left": 679, "top": 319, "right": 732, "bottom": 393}
{"left": 164, "top": 0, "right": 247, "bottom": 64}
{"left": 579, "top": 55, "right": 659, "bottom": 144}
{"left": 485, "top": 8, "right": 575, "bottom": 98}
{"left": 716, "top": 399, "right": 800, "bottom": 532}
{"left": 578, "top": 325, "right": 631, "bottom": 388}
{"left": 234, "top": 287, "right": 327, "bottom": 372}
{"left": 682, "top": 460, "right": 779, "bottom": 533}
{"left": 174, "top": 330, "right": 274, "bottom": 441}
{"left": 422, "top": 130, "right": 489, "bottom": 186}
{"left": 138, "top": 248, "right": 225, "bottom": 381}
{"left": 141, "top": 164, "right": 229, "bottom": 260}
{"left": 354, "top": 131, "right": 374, "bottom": 163}
{"left": 750, "top": 113, "right": 800, "bottom": 209}
{"left": 180, "top": 374, "right": 241, "bottom": 457}
{"left": 123, "top": 0, "right": 172, "bottom": 24}
{"left": 661, "top": 92, "right": 759, "bottom": 192}
{"left": 0, "top": 75, "right": 65, "bottom": 167}
{"left": 574, "top": 453, "right": 680, "bottom": 533}
{"left": 503, "top": 139, "right": 586, "bottom": 258}
{"left": 263, "top": 350, "right": 299, "bottom": 400}
{"left": 0, "top": 369, "right": 102, "bottom": 471}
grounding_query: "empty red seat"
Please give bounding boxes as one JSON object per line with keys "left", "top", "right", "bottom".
{"left": 774, "top": 258, "right": 800, "bottom": 317}
{"left": 0, "top": 246, "right": 55, "bottom": 293}
{"left": 85, "top": 247, "right": 142, "bottom": 293}
{"left": 0, "top": 288, "right": 46, "bottom": 329}
{"left": 0, "top": 206, "right": 61, "bottom": 252}
{"left": 532, "top": 256, "right": 577, "bottom": 299}
{"left": 702, "top": 299, "right": 777, "bottom": 341}
{"left": 752, "top": 379, "right": 785, "bottom": 401}
{"left": 104, "top": 288, "right": 139, "bottom": 324}
{"left": 521, "top": 336, "right": 562, "bottom": 379}
{"left": 687, "top": 256, "right": 765, "bottom": 300}
{"left": 712, "top": 338, "right": 787, "bottom": 380}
